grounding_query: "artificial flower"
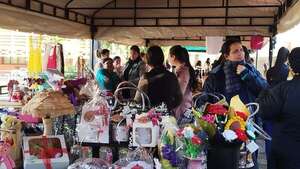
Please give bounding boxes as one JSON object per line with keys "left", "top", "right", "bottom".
{"left": 131, "top": 164, "right": 143, "bottom": 169}
{"left": 235, "top": 128, "right": 248, "bottom": 142}
{"left": 225, "top": 116, "right": 246, "bottom": 131}
{"left": 183, "top": 127, "right": 194, "bottom": 139}
{"left": 246, "top": 130, "right": 256, "bottom": 140}
{"left": 206, "top": 104, "right": 228, "bottom": 115}
{"left": 222, "top": 130, "right": 238, "bottom": 142}
{"left": 246, "top": 123, "right": 255, "bottom": 131}
{"left": 137, "top": 116, "right": 149, "bottom": 123}
{"left": 201, "top": 114, "right": 215, "bottom": 124}
{"left": 151, "top": 117, "right": 159, "bottom": 126}
{"left": 147, "top": 109, "right": 161, "bottom": 126}
{"left": 162, "top": 145, "right": 181, "bottom": 167}
{"left": 235, "top": 111, "right": 248, "bottom": 121}
{"left": 176, "top": 129, "right": 184, "bottom": 137}
{"left": 191, "top": 136, "right": 202, "bottom": 145}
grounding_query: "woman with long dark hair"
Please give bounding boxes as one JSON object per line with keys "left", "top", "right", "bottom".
{"left": 135, "top": 46, "right": 182, "bottom": 110}
{"left": 168, "top": 45, "right": 197, "bottom": 120}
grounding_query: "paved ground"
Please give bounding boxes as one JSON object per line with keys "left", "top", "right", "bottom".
{"left": 257, "top": 138, "right": 267, "bottom": 169}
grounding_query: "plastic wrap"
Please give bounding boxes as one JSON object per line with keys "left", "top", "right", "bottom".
{"left": 77, "top": 95, "right": 110, "bottom": 143}
{"left": 67, "top": 158, "right": 110, "bottom": 169}
{"left": 113, "top": 147, "right": 154, "bottom": 169}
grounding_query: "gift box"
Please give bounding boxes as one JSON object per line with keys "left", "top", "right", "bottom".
{"left": 23, "top": 135, "right": 69, "bottom": 169}
{"left": 132, "top": 114, "right": 159, "bottom": 147}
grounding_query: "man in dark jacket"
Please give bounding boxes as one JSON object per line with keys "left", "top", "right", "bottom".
{"left": 258, "top": 47, "right": 300, "bottom": 169}
{"left": 203, "top": 39, "right": 268, "bottom": 169}
{"left": 122, "top": 45, "right": 146, "bottom": 98}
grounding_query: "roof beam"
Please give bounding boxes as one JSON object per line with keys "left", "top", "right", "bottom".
{"left": 178, "top": 0, "right": 181, "bottom": 25}
{"left": 92, "top": 0, "right": 115, "bottom": 18}
{"left": 94, "top": 16, "right": 274, "bottom": 19}
{"left": 134, "top": 0, "right": 137, "bottom": 26}
{"left": 68, "top": 5, "right": 280, "bottom": 10}
{"left": 225, "top": 0, "right": 229, "bottom": 25}
{"left": 0, "top": 0, "right": 91, "bottom": 25}
{"left": 94, "top": 24, "right": 271, "bottom": 27}
{"left": 65, "top": 0, "right": 74, "bottom": 8}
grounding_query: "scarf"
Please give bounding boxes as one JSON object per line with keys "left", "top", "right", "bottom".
{"left": 223, "top": 60, "right": 245, "bottom": 94}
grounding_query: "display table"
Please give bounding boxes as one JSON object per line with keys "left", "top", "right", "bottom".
{"left": 0, "top": 100, "right": 23, "bottom": 108}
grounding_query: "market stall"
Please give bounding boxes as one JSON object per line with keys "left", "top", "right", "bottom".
{"left": 1, "top": 0, "right": 300, "bottom": 168}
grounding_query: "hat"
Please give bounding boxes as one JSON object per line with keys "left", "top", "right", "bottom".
{"left": 288, "top": 47, "right": 300, "bottom": 73}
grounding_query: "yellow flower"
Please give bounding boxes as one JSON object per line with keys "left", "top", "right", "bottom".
{"left": 225, "top": 116, "right": 246, "bottom": 131}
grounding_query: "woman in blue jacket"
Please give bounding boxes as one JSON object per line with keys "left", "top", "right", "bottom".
{"left": 96, "top": 58, "right": 120, "bottom": 92}
{"left": 203, "top": 39, "right": 268, "bottom": 169}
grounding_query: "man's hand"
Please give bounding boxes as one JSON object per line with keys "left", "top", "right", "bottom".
{"left": 236, "top": 65, "right": 246, "bottom": 75}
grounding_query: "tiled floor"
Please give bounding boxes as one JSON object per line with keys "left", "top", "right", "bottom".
{"left": 257, "top": 138, "right": 267, "bottom": 169}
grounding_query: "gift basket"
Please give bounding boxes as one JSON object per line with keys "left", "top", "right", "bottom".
{"left": 76, "top": 93, "right": 111, "bottom": 144}
{"left": 68, "top": 158, "right": 110, "bottom": 169}
{"left": 0, "top": 129, "right": 16, "bottom": 169}
{"left": 192, "top": 93, "right": 271, "bottom": 169}
{"left": 0, "top": 115, "right": 22, "bottom": 168}
{"left": 111, "top": 81, "right": 152, "bottom": 146}
{"left": 113, "top": 147, "right": 154, "bottom": 169}
{"left": 239, "top": 102, "right": 271, "bottom": 168}
{"left": 159, "top": 116, "right": 185, "bottom": 169}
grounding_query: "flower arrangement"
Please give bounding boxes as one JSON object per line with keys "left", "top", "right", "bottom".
{"left": 176, "top": 126, "right": 208, "bottom": 159}
{"left": 193, "top": 95, "right": 256, "bottom": 144}
{"left": 159, "top": 116, "right": 183, "bottom": 169}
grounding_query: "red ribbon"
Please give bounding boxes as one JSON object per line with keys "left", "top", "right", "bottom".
{"left": 92, "top": 105, "right": 109, "bottom": 126}
{"left": 41, "top": 136, "right": 52, "bottom": 169}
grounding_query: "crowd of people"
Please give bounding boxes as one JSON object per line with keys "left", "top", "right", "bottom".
{"left": 94, "top": 38, "right": 300, "bottom": 169}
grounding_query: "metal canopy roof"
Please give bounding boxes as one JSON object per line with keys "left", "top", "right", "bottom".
{"left": 0, "top": 0, "right": 298, "bottom": 45}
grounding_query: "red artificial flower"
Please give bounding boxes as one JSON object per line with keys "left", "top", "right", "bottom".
{"left": 131, "top": 164, "right": 143, "bottom": 169}
{"left": 235, "top": 129, "right": 248, "bottom": 142}
{"left": 235, "top": 111, "right": 248, "bottom": 121}
{"left": 191, "top": 136, "right": 202, "bottom": 145}
{"left": 4, "top": 137, "right": 14, "bottom": 146}
{"left": 147, "top": 109, "right": 156, "bottom": 118}
{"left": 206, "top": 104, "right": 228, "bottom": 115}
{"left": 151, "top": 117, "right": 159, "bottom": 126}
{"left": 176, "top": 129, "right": 184, "bottom": 137}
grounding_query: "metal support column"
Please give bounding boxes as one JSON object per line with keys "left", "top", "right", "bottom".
{"left": 90, "top": 19, "right": 98, "bottom": 70}
{"left": 269, "top": 36, "right": 275, "bottom": 68}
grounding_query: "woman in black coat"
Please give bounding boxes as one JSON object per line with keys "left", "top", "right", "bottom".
{"left": 266, "top": 47, "right": 290, "bottom": 87}
{"left": 263, "top": 47, "right": 289, "bottom": 169}
{"left": 258, "top": 47, "right": 300, "bottom": 169}
{"left": 135, "top": 45, "right": 182, "bottom": 111}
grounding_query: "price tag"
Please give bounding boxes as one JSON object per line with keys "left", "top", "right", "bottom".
{"left": 246, "top": 141, "right": 259, "bottom": 153}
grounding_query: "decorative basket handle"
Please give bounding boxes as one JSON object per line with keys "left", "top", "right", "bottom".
{"left": 246, "top": 103, "right": 259, "bottom": 122}
{"left": 193, "top": 92, "right": 226, "bottom": 108}
{"left": 246, "top": 103, "right": 272, "bottom": 141}
{"left": 116, "top": 81, "right": 137, "bottom": 90}
{"left": 110, "top": 81, "right": 139, "bottom": 110}
{"left": 114, "top": 86, "right": 151, "bottom": 111}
